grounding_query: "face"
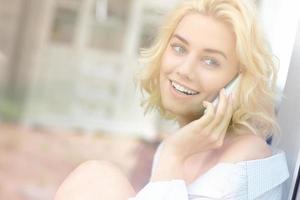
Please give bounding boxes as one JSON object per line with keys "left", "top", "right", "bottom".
{"left": 159, "top": 13, "right": 240, "bottom": 124}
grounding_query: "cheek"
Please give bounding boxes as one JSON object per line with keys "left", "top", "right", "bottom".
{"left": 201, "top": 72, "right": 237, "bottom": 94}
{"left": 196, "top": 72, "right": 225, "bottom": 92}
{"left": 160, "top": 50, "right": 181, "bottom": 74}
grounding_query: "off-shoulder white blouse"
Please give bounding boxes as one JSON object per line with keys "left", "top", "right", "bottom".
{"left": 129, "top": 142, "right": 289, "bottom": 200}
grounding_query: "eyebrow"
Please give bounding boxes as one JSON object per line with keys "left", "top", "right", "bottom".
{"left": 172, "top": 34, "right": 228, "bottom": 59}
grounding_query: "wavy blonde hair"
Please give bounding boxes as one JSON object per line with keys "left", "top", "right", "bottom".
{"left": 137, "top": 0, "right": 281, "bottom": 144}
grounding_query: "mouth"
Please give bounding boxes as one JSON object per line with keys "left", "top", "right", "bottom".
{"left": 169, "top": 80, "right": 200, "bottom": 96}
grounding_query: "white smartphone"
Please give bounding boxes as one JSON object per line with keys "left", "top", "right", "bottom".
{"left": 212, "top": 74, "right": 241, "bottom": 107}
{"left": 204, "top": 74, "right": 241, "bottom": 114}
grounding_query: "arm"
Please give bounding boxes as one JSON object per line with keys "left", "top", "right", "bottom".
{"left": 129, "top": 89, "right": 234, "bottom": 200}
{"left": 130, "top": 132, "right": 277, "bottom": 200}
{"left": 150, "top": 143, "right": 185, "bottom": 182}
{"left": 128, "top": 143, "right": 190, "bottom": 200}
{"left": 149, "top": 89, "right": 233, "bottom": 182}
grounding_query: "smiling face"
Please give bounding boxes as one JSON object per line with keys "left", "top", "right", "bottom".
{"left": 159, "top": 13, "right": 240, "bottom": 125}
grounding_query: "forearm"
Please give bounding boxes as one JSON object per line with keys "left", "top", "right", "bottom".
{"left": 130, "top": 143, "right": 190, "bottom": 200}
{"left": 150, "top": 144, "right": 185, "bottom": 182}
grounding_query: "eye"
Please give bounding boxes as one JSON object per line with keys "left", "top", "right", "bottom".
{"left": 202, "top": 57, "right": 220, "bottom": 67}
{"left": 170, "top": 43, "right": 187, "bottom": 55}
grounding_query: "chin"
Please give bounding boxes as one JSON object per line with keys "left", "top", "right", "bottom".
{"left": 159, "top": 76, "right": 204, "bottom": 120}
{"left": 162, "top": 98, "right": 201, "bottom": 120}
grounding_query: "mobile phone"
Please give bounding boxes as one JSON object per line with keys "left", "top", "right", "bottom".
{"left": 204, "top": 74, "right": 241, "bottom": 113}
{"left": 212, "top": 74, "right": 241, "bottom": 108}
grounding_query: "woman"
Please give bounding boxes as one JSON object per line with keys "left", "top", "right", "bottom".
{"left": 54, "top": 0, "right": 289, "bottom": 199}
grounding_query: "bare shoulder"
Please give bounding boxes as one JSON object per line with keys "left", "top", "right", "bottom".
{"left": 218, "top": 134, "right": 273, "bottom": 164}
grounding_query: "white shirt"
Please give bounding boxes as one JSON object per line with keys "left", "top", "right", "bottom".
{"left": 128, "top": 142, "right": 289, "bottom": 200}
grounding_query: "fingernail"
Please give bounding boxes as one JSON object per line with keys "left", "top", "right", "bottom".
{"left": 203, "top": 101, "right": 208, "bottom": 107}
{"left": 221, "top": 88, "right": 225, "bottom": 95}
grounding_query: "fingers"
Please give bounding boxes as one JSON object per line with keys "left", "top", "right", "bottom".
{"left": 195, "top": 89, "right": 227, "bottom": 127}
{"left": 212, "top": 96, "right": 233, "bottom": 141}
{"left": 205, "top": 88, "right": 229, "bottom": 128}
{"left": 202, "top": 90, "right": 234, "bottom": 145}
{"left": 231, "top": 86, "right": 240, "bottom": 112}
{"left": 194, "top": 88, "right": 234, "bottom": 136}
{"left": 203, "top": 89, "right": 228, "bottom": 128}
{"left": 213, "top": 88, "right": 228, "bottom": 125}
{"left": 196, "top": 100, "right": 215, "bottom": 127}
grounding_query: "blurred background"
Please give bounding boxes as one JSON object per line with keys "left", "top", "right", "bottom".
{"left": 0, "top": 0, "right": 299, "bottom": 200}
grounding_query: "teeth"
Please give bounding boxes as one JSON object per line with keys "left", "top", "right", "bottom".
{"left": 171, "top": 81, "right": 199, "bottom": 95}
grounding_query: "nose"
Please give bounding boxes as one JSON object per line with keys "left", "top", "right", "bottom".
{"left": 176, "top": 54, "right": 196, "bottom": 80}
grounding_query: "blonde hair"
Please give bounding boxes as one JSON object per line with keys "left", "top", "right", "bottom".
{"left": 137, "top": 0, "right": 281, "bottom": 144}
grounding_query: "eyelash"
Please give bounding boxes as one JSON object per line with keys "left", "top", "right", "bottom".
{"left": 201, "top": 57, "right": 220, "bottom": 67}
{"left": 170, "top": 43, "right": 220, "bottom": 67}
{"left": 170, "top": 43, "right": 187, "bottom": 55}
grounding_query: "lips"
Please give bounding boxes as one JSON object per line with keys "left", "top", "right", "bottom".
{"left": 169, "top": 80, "right": 199, "bottom": 99}
{"left": 169, "top": 80, "right": 199, "bottom": 96}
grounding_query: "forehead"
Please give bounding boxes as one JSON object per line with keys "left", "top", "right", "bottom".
{"left": 172, "top": 13, "right": 236, "bottom": 53}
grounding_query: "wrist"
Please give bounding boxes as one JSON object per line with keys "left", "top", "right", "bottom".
{"left": 162, "top": 139, "right": 186, "bottom": 162}
{"left": 150, "top": 144, "right": 185, "bottom": 182}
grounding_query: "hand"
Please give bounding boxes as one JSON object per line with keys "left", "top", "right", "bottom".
{"left": 164, "top": 88, "right": 234, "bottom": 162}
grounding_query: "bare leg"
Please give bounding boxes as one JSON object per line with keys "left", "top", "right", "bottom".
{"left": 54, "top": 160, "right": 136, "bottom": 200}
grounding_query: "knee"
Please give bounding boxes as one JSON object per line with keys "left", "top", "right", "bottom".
{"left": 55, "top": 160, "right": 128, "bottom": 200}
{"left": 78, "top": 160, "right": 118, "bottom": 172}
{"left": 76, "top": 160, "right": 135, "bottom": 195}
{"left": 74, "top": 160, "right": 124, "bottom": 180}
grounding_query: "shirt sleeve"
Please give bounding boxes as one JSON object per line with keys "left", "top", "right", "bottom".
{"left": 128, "top": 180, "right": 189, "bottom": 200}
